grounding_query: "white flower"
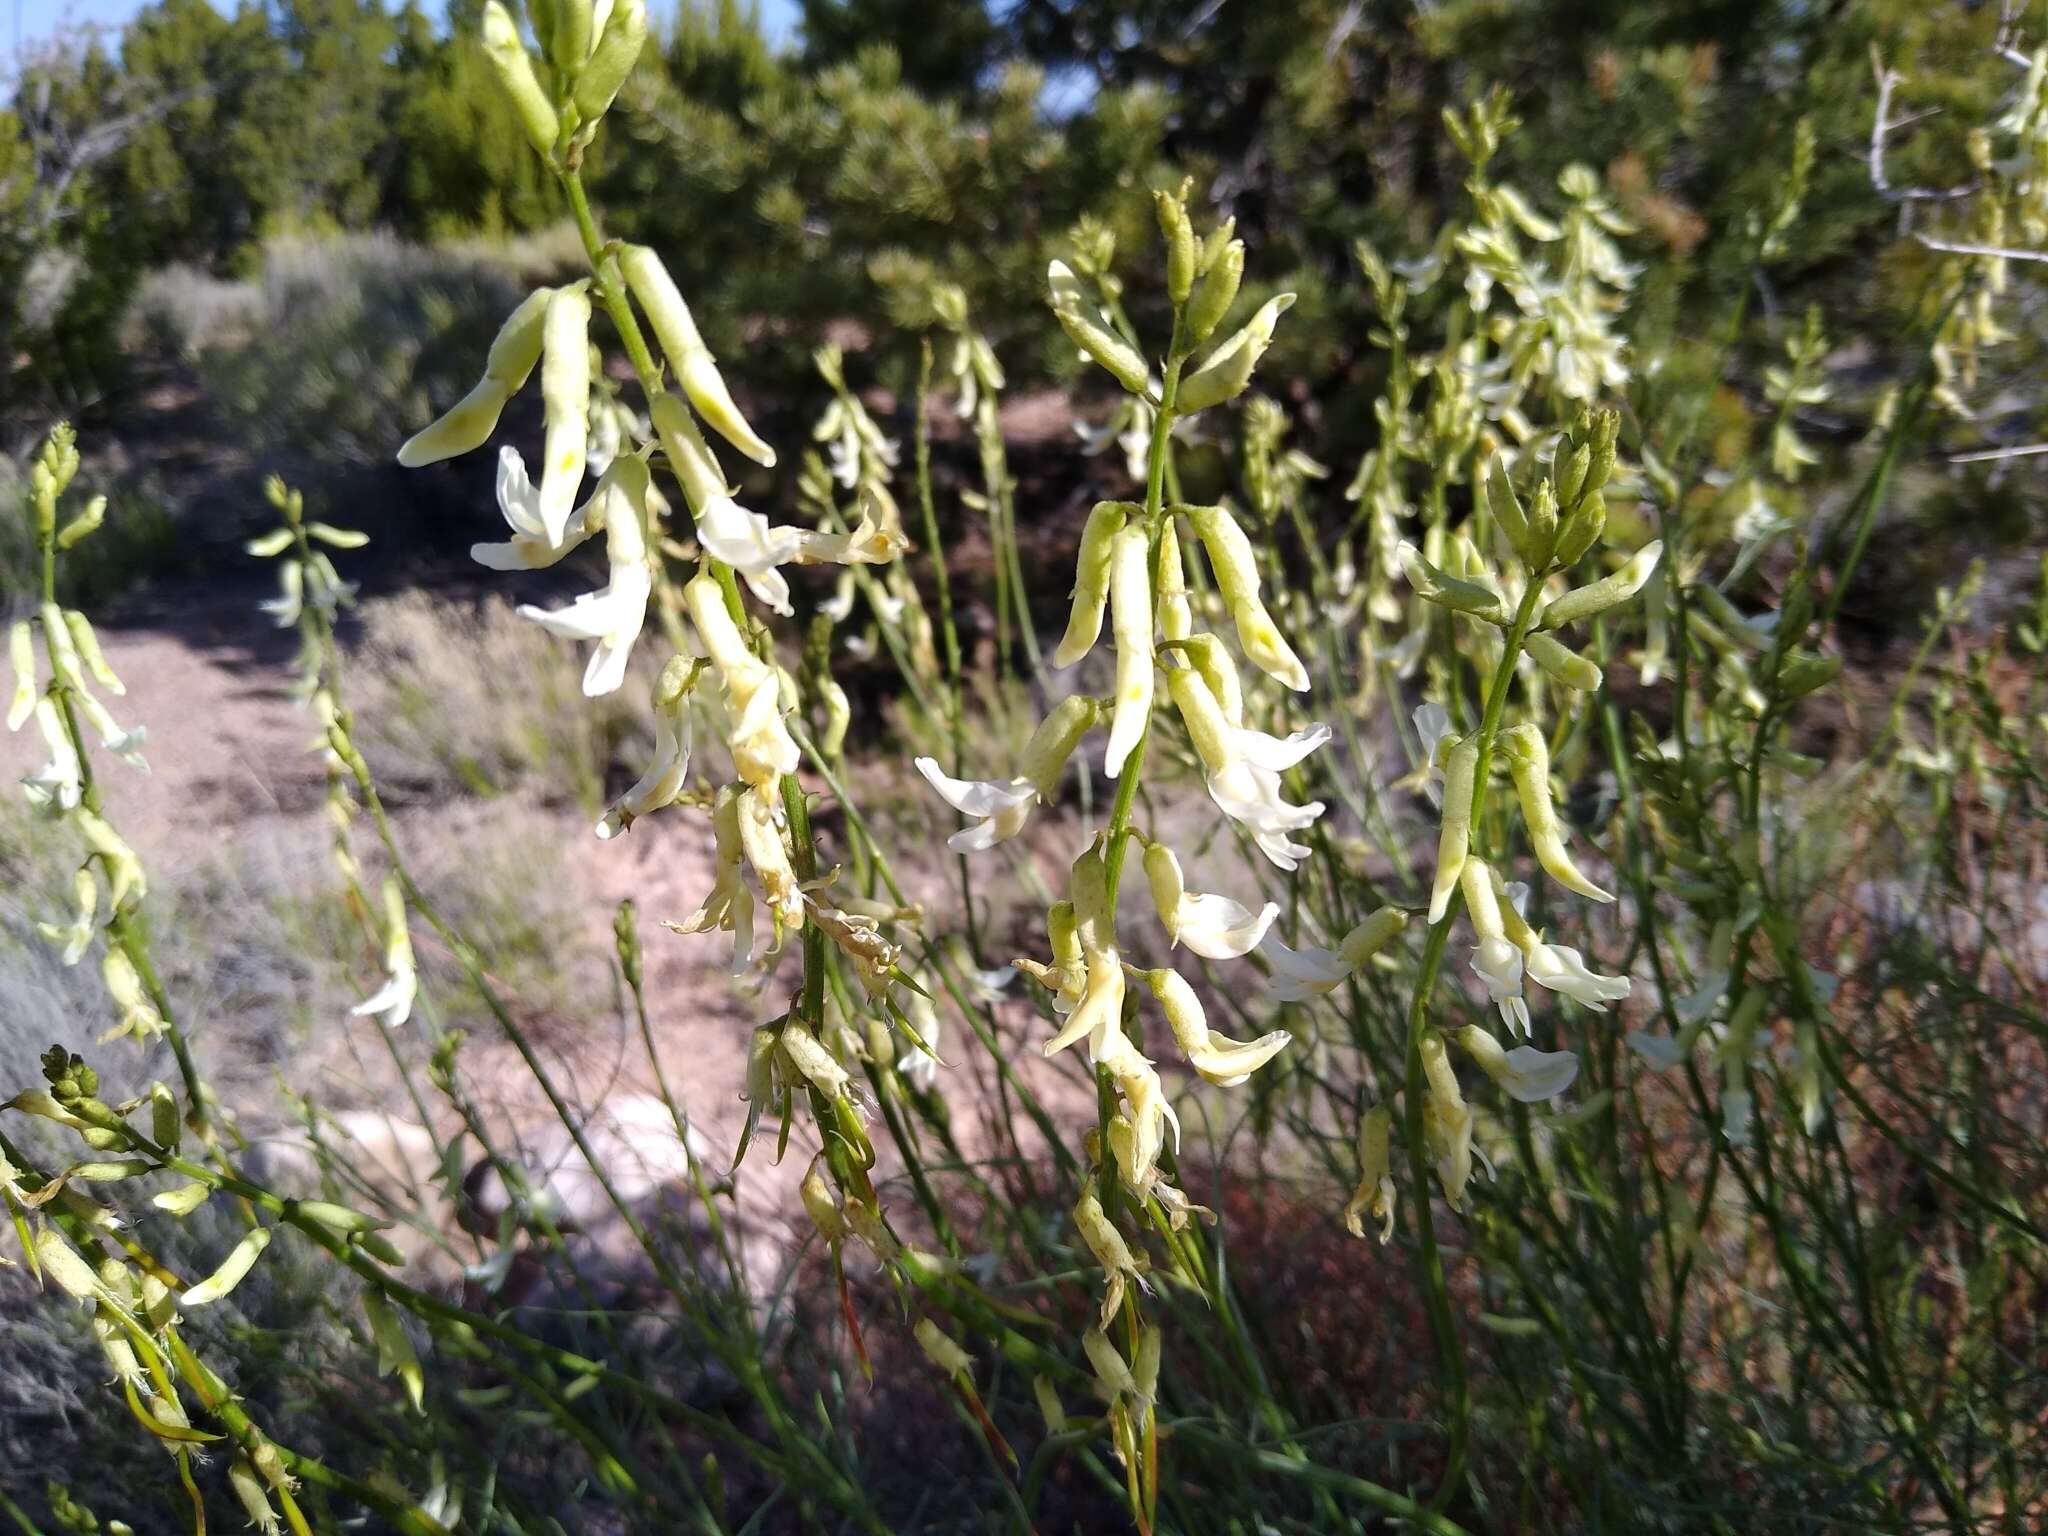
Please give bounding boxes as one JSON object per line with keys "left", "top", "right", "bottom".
{"left": 915, "top": 760, "right": 1036, "bottom": 852}
{"left": 473, "top": 447, "right": 598, "bottom": 570}
{"left": 351, "top": 878, "right": 417, "bottom": 1028}
{"left": 666, "top": 788, "right": 758, "bottom": 974}
{"left": 1459, "top": 1026, "right": 1579, "bottom": 1102}
{"left": 1143, "top": 842, "right": 1277, "bottom": 960}
{"left": 1472, "top": 936, "right": 1530, "bottom": 1036}
{"left": 695, "top": 495, "right": 805, "bottom": 615}
{"left": 1263, "top": 935, "right": 1350, "bottom": 1003}
{"left": 516, "top": 460, "right": 653, "bottom": 696}
{"left": 1524, "top": 942, "right": 1631, "bottom": 1010}
{"left": 22, "top": 698, "right": 82, "bottom": 814}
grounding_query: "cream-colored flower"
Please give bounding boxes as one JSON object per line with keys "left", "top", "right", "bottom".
{"left": 472, "top": 447, "right": 599, "bottom": 570}
{"left": 596, "top": 656, "right": 695, "bottom": 838}
{"left": 516, "top": 459, "right": 652, "bottom": 696}
{"left": 1142, "top": 841, "right": 1277, "bottom": 959}
{"left": 1140, "top": 965, "right": 1290, "bottom": 1087}
{"left": 1342, "top": 1104, "right": 1397, "bottom": 1243}
{"left": 1166, "top": 665, "right": 1327, "bottom": 870}
{"left": 666, "top": 786, "right": 757, "bottom": 974}
{"left": 350, "top": 877, "right": 417, "bottom": 1028}
{"left": 913, "top": 695, "right": 1096, "bottom": 853}
{"left": 1457, "top": 1025, "right": 1579, "bottom": 1102}
{"left": 1262, "top": 906, "right": 1408, "bottom": 1004}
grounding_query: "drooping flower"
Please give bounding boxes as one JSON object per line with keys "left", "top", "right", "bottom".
{"left": 472, "top": 447, "right": 599, "bottom": 571}
{"left": 516, "top": 458, "right": 653, "bottom": 696}
{"left": 683, "top": 568, "right": 799, "bottom": 791}
{"left": 695, "top": 489, "right": 906, "bottom": 617}
{"left": 351, "top": 877, "right": 417, "bottom": 1028}
{"left": 665, "top": 785, "right": 758, "bottom": 974}
{"left": 1262, "top": 906, "right": 1409, "bottom": 1004}
{"left": 1342, "top": 1104, "right": 1397, "bottom": 1243}
{"left": 914, "top": 695, "right": 1097, "bottom": 853}
{"left": 1457, "top": 1024, "right": 1579, "bottom": 1102}
{"left": 1461, "top": 858, "right": 1528, "bottom": 1036}
{"left": 597, "top": 656, "right": 696, "bottom": 838}
{"left": 1166, "top": 664, "right": 1328, "bottom": 870}
{"left": 1139, "top": 965, "right": 1291, "bottom": 1087}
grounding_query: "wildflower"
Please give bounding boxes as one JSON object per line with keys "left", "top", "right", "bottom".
{"left": 533, "top": 284, "right": 595, "bottom": 547}
{"left": 1042, "top": 941, "right": 1127, "bottom": 1060}
{"left": 1262, "top": 906, "right": 1408, "bottom": 1003}
{"left": 1457, "top": 1024, "right": 1579, "bottom": 1102}
{"left": 516, "top": 458, "right": 653, "bottom": 696}
{"left": 7, "top": 618, "right": 35, "bottom": 730}
{"left": 1419, "top": 1032, "right": 1478, "bottom": 1210}
{"left": 1181, "top": 503, "right": 1310, "bottom": 691}
{"left": 735, "top": 780, "right": 803, "bottom": 937}
{"left": 72, "top": 689, "right": 147, "bottom": 773}
{"left": 396, "top": 287, "right": 552, "bottom": 468}
{"left": 1140, "top": 965, "right": 1290, "bottom": 1086}
{"left": 351, "top": 877, "right": 418, "bottom": 1028}
{"left": 666, "top": 786, "right": 757, "bottom": 973}
{"left": 1015, "top": 900, "right": 1084, "bottom": 1015}
{"left": 472, "top": 447, "right": 599, "bottom": 571}
{"left": 22, "top": 698, "right": 82, "bottom": 813}
{"left": 778, "top": 1021, "right": 852, "bottom": 1100}
{"left": 1166, "top": 664, "right": 1328, "bottom": 870}
{"left": 1074, "top": 1190, "right": 1144, "bottom": 1327}
{"left": 479, "top": 0, "right": 558, "bottom": 156}
{"left": 1106, "top": 1054, "right": 1179, "bottom": 1190}
{"left": 182, "top": 1225, "right": 271, "bottom": 1306}
{"left": 1461, "top": 858, "right": 1528, "bottom": 1035}
{"left": 1343, "top": 1104, "right": 1397, "bottom": 1242}
{"left": 1047, "top": 260, "right": 1151, "bottom": 396}
{"left": 1142, "top": 840, "right": 1278, "bottom": 959}
{"left": 1539, "top": 541, "right": 1663, "bottom": 630}
{"left": 1499, "top": 724, "right": 1613, "bottom": 903}
{"left": 683, "top": 570, "right": 800, "bottom": 791}
{"left": 695, "top": 489, "right": 905, "bottom": 618}
{"left": 37, "top": 868, "right": 98, "bottom": 966}
{"left": 618, "top": 244, "right": 776, "bottom": 467}
{"left": 597, "top": 656, "right": 696, "bottom": 838}
{"left": 914, "top": 694, "right": 1098, "bottom": 852}
{"left": 1175, "top": 294, "right": 1295, "bottom": 415}
{"left": 75, "top": 808, "right": 146, "bottom": 910}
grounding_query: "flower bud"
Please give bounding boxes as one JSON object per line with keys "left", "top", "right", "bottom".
{"left": 1103, "top": 522, "right": 1154, "bottom": 779}
{"left": 1428, "top": 736, "right": 1477, "bottom": 923}
{"left": 363, "top": 1286, "right": 425, "bottom": 1412}
{"left": 1047, "top": 261, "right": 1151, "bottom": 396}
{"left": 649, "top": 390, "right": 732, "bottom": 511}
{"left": 535, "top": 284, "right": 594, "bottom": 546}
{"left": 1499, "top": 723, "right": 1613, "bottom": 903}
{"left": 1541, "top": 542, "right": 1663, "bottom": 630}
{"left": 7, "top": 619, "right": 35, "bottom": 730}
{"left": 1052, "top": 501, "right": 1133, "bottom": 669}
{"left": 572, "top": 0, "right": 646, "bottom": 120}
{"left": 619, "top": 244, "right": 775, "bottom": 466}
{"left": 1020, "top": 695, "right": 1099, "bottom": 797}
{"left": 1777, "top": 650, "right": 1841, "bottom": 699}
{"left": 1175, "top": 632, "right": 1242, "bottom": 723}
{"left": 1183, "top": 503, "right": 1309, "bottom": 691}
{"left": 1156, "top": 522, "right": 1192, "bottom": 641}
{"left": 779, "top": 1022, "right": 850, "bottom": 1100}
{"left": 482, "top": 1, "right": 560, "bottom": 158}
{"left": 398, "top": 288, "right": 552, "bottom": 468}
{"left": 1336, "top": 905, "right": 1408, "bottom": 967}
{"left": 551, "top": 0, "right": 593, "bottom": 74}
{"left": 181, "top": 1226, "right": 270, "bottom": 1306}
{"left": 1155, "top": 188, "right": 1196, "bottom": 305}
{"left": 56, "top": 494, "right": 106, "bottom": 551}
{"left": 1398, "top": 540, "right": 1510, "bottom": 623}
{"left": 1174, "top": 293, "right": 1293, "bottom": 414}
{"left": 1552, "top": 490, "right": 1606, "bottom": 566}
{"left": 1523, "top": 630, "right": 1603, "bottom": 691}
{"left": 1554, "top": 442, "right": 1593, "bottom": 514}
{"left": 914, "top": 1318, "right": 973, "bottom": 1378}
{"left": 1186, "top": 239, "right": 1244, "bottom": 343}
{"left": 1483, "top": 455, "right": 1531, "bottom": 562}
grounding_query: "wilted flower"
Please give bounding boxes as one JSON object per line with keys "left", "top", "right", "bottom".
{"left": 1342, "top": 1104, "right": 1397, "bottom": 1243}
{"left": 597, "top": 655, "right": 696, "bottom": 838}
{"left": 350, "top": 877, "right": 417, "bottom": 1028}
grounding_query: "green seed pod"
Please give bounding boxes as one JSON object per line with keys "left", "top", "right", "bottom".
{"left": 1398, "top": 541, "right": 1510, "bottom": 624}
{"left": 1047, "top": 261, "right": 1151, "bottom": 396}
{"left": 1156, "top": 189, "right": 1196, "bottom": 305}
{"left": 482, "top": 1, "right": 560, "bottom": 159}
{"left": 1484, "top": 455, "right": 1530, "bottom": 558}
{"left": 1186, "top": 240, "right": 1244, "bottom": 344}
{"left": 1175, "top": 293, "right": 1294, "bottom": 414}
{"left": 573, "top": 0, "right": 647, "bottom": 120}
{"left": 1051, "top": 501, "right": 1134, "bottom": 669}
{"left": 1523, "top": 630, "right": 1603, "bottom": 691}
{"left": 1777, "top": 650, "right": 1841, "bottom": 698}
{"left": 1540, "top": 541, "right": 1662, "bottom": 629}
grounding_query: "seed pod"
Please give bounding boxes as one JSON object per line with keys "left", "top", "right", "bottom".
{"left": 1428, "top": 736, "right": 1477, "bottom": 923}
{"left": 619, "top": 244, "right": 775, "bottom": 466}
{"left": 397, "top": 287, "right": 552, "bottom": 467}
{"left": 573, "top": 0, "right": 646, "bottom": 119}
{"left": 536, "top": 284, "right": 593, "bottom": 546}
{"left": 1483, "top": 455, "right": 1531, "bottom": 560}
{"left": 1156, "top": 189, "right": 1196, "bottom": 305}
{"left": 1523, "top": 630, "right": 1603, "bottom": 691}
{"left": 1175, "top": 293, "right": 1294, "bottom": 414}
{"left": 181, "top": 1226, "right": 271, "bottom": 1306}
{"left": 1540, "top": 541, "right": 1662, "bottom": 629}
{"left": 1047, "top": 261, "right": 1151, "bottom": 396}
{"left": 1186, "top": 239, "right": 1244, "bottom": 343}
{"left": 1777, "top": 649, "right": 1841, "bottom": 698}
{"left": 481, "top": 1, "right": 560, "bottom": 159}
{"left": 1052, "top": 501, "right": 1134, "bottom": 669}
{"left": 1103, "top": 525, "right": 1154, "bottom": 779}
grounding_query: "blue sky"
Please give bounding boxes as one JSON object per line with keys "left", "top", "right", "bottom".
{"left": 12, "top": 0, "right": 803, "bottom": 54}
